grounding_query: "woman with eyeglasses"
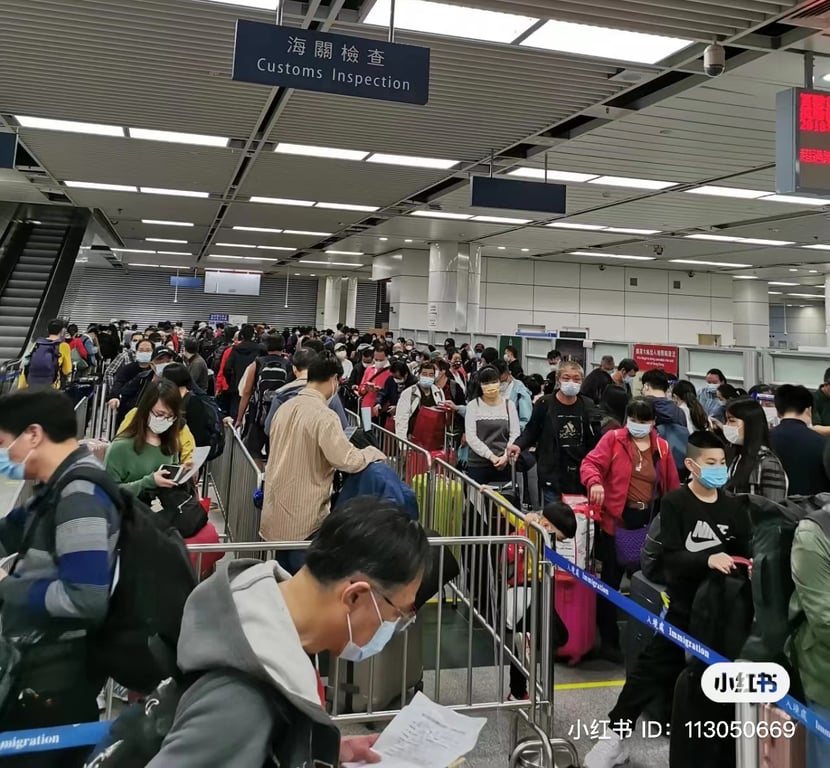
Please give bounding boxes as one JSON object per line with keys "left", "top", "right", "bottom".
{"left": 105, "top": 379, "right": 185, "bottom": 495}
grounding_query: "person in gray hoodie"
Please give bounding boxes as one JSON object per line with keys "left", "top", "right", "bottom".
{"left": 144, "top": 498, "right": 429, "bottom": 767}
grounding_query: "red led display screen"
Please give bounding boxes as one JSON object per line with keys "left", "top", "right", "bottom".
{"left": 777, "top": 88, "right": 830, "bottom": 196}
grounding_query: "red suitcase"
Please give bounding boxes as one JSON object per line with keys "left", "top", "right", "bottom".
{"left": 554, "top": 571, "right": 597, "bottom": 665}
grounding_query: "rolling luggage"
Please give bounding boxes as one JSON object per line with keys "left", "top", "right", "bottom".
{"left": 759, "top": 704, "right": 806, "bottom": 768}
{"left": 411, "top": 473, "right": 463, "bottom": 536}
{"left": 185, "top": 521, "right": 223, "bottom": 581}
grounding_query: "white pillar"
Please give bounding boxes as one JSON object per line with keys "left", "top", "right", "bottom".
{"left": 345, "top": 277, "right": 358, "bottom": 328}
{"left": 428, "top": 241, "right": 471, "bottom": 332}
{"left": 467, "top": 243, "right": 481, "bottom": 333}
{"left": 323, "top": 276, "right": 343, "bottom": 329}
{"left": 733, "top": 279, "right": 769, "bottom": 347}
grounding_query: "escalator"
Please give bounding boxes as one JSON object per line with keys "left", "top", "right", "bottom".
{"left": 0, "top": 205, "right": 90, "bottom": 362}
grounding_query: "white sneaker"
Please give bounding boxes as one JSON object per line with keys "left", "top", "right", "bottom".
{"left": 583, "top": 732, "right": 629, "bottom": 768}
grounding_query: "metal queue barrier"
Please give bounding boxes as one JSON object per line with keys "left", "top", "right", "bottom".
{"left": 0, "top": 358, "right": 22, "bottom": 395}
{"left": 201, "top": 423, "right": 262, "bottom": 543}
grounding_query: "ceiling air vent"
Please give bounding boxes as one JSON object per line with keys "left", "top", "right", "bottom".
{"left": 783, "top": 1, "right": 830, "bottom": 28}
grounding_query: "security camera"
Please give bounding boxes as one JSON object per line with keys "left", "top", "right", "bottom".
{"left": 688, "top": 270, "right": 695, "bottom": 278}
{"left": 653, "top": 244, "right": 664, "bottom": 257}
{"left": 703, "top": 43, "right": 726, "bottom": 77}
{"left": 598, "top": 264, "right": 606, "bottom": 271}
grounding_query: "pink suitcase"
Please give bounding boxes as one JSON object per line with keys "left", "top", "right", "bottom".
{"left": 185, "top": 521, "right": 224, "bottom": 581}
{"left": 554, "top": 571, "right": 597, "bottom": 665}
{"left": 760, "top": 704, "right": 806, "bottom": 768}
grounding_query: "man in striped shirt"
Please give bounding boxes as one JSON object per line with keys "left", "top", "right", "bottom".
{"left": 263, "top": 355, "right": 385, "bottom": 573}
{"left": 0, "top": 389, "right": 119, "bottom": 764}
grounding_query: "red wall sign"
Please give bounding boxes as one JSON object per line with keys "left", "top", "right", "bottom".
{"left": 633, "top": 344, "right": 679, "bottom": 377}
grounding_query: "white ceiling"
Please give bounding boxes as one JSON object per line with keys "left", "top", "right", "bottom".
{"left": 1, "top": 0, "right": 830, "bottom": 304}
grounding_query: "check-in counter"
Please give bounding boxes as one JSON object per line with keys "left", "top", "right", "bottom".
{"left": 762, "top": 350, "right": 829, "bottom": 387}
{"left": 588, "top": 342, "right": 632, "bottom": 371}
{"left": 679, "top": 346, "right": 758, "bottom": 390}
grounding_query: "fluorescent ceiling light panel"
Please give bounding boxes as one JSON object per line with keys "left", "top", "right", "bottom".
{"left": 302, "top": 260, "right": 364, "bottom": 267}
{"left": 471, "top": 215, "right": 531, "bottom": 224}
{"left": 326, "top": 250, "right": 364, "bottom": 256}
{"left": 156, "top": 251, "right": 192, "bottom": 256}
{"left": 143, "top": 219, "right": 194, "bottom": 227}
{"left": 803, "top": 244, "right": 830, "bottom": 251}
{"left": 411, "top": 210, "right": 472, "bottom": 220}
{"left": 768, "top": 281, "right": 799, "bottom": 286}
{"left": 65, "top": 180, "right": 137, "bottom": 192}
{"left": 316, "top": 202, "right": 380, "bottom": 212}
{"left": 768, "top": 291, "right": 782, "bottom": 295}
{"left": 16, "top": 115, "right": 123, "bottom": 136}
{"left": 216, "top": 242, "right": 256, "bottom": 248}
{"left": 685, "top": 233, "right": 794, "bottom": 246}
{"left": 250, "top": 196, "right": 315, "bottom": 207}
{"left": 140, "top": 187, "right": 209, "bottom": 198}
{"left": 146, "top": 238, "right": 187, "bottom": 244}
{"left": 761, "top": 195, "right": 828, "bottom": 206}
{"left": 589, "top": 176, "right": 677, "bottom": 190}
{"left": 233, "top": 226, "right": 283, "bottom": 233}
{"left": 521, "top": 19, "right": 691, "bottom": 65}
{"left": 732, "top": 276, "right": 758, "bottom": 280}
{"left": 284, "top": 229, "right": 331, "bottom": 236}
{"left": 203, "top": 1, "right": 279, "bottom": 9}
{"left": 364, "top": 0, "right": 537, "bottom": 44}
{"left": 686, "top": 186, "right": 770, "bottom": 199}
{"left": 669, "top": 259, "right": 753, "bottom": 268}
{"left": 209, "top": 254, "right": 247, "bottom": 260}
{"left": 547, "top": 222, "right": 606, "bottom": 231}
{"left": 507, "top": 168, "right": 598, "bottom": 183}
{"left": 275, "top": 143, "right": 369, "bottom": 161}
{"left": 112, "top": 248, "right": 155, "bottom": 254}
{"left": 366, "top": 153, "right": 458, "bottom": 170}
{"left": 379, "top": 237, "right": 389, "bottom": 242}
{"left": 604, "top": 227, "right": 661, "bottom": 235}
{"left": 570, "top": 251, "right": 655, "bottom": 261}
{"left": 787, "top": 293, "right": 824, "bottom": 298}
{"left": 257, "top": 245, "right": 295, "bottom": 251}
{"left": 129, "top": 128, "right": 228, "bottom": 147}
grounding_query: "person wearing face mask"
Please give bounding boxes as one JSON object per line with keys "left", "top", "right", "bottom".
{"left": 508, "top": 362, "right": 602, "bottom": 505}
{"left": 394, "top": 362, "right": 447, "bottom": 442}
{"left": 333, "top": 342, "right": 352, "bottom": 380}
{"left": 104, "top": 332, "right": 144, "bottom": 390}
{"left": 696, "top": 368, "right": 728, "bottom": 422}
{"left": 723, "top": 396, "right": 787, "bottom": 502}
{"left": 111, "top": 347, "right": 176, "bottom": 425}
{"left": 464, "top": 366, "right": 519, "bottom": 485}
{"left": 107, "top": 338, "right": 153, "bottom": 406}
{"left": 503, "top": 345, "right": 523, "bottom": 380}
{"left": 376, "top": 360, "right": 415, "bottom": 430}
{"left": 448, "top": 350, "right": 468, "bottom": 389}
{"left": 0, "top": 391, "right": 120, "bottom": 761}
{"left": 547, "top": 349, "right": 562, "bottom": 373}
{"left": 125, "top": 500, "right": 427, "bottom": 768}
{"left": 464, "top": 343, "right": 485, "bottom": 375}
{"left": 181, "top": 337, "right": 210, "bottom": 392}
{"left": 579, "top": 398, "right": 680, "bottom": 662}
{"left": 359, "top": 343, "right": 393, "bottom": 422}
{"left": 493, "top": 359, "right": 532, "bottom": 430}
{"left": 583, "top": 431, "right": 750, "bottom": 768}
{"left": 262, "top": 357, "right": 386, "bottom": 573}
{"left": 105, "top": 379, "right": 190, "bottom": 495}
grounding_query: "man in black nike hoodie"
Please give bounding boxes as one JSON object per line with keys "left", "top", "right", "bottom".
{"left": 583, "top": 431, "right": 752, "bottom": 768}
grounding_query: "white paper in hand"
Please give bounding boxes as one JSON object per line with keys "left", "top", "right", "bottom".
{"left": 345, "top": 692, "right": 485, "bottom": 768}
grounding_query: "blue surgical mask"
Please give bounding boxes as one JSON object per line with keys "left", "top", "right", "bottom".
{"left": 340, "top": 592, "right": 399, "bottom": 663}
{"left": 694, "top": 462, "right": 729, "bottom": 489}
{"left": 419, "top": 376, "right": 434, "bottom": 389}
{"left": 625, "top": 375, "right": 636, "bottom": 386}
{"left": 0, "top": 436, "right": 29, "bottom": 480}
{"left": 560, "top": 381, "right": 581, "bottom": 397}
{"left": 627, "top": 421, "right": 652, "bottom": 439}
{"left": 136, "top": 351, "right": 152, "bottom": 364}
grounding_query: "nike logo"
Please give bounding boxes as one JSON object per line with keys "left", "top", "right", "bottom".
{"left": 685, "top": 520, "right": 724, "bottom": 553}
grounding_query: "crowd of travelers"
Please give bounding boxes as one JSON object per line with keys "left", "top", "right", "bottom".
{"left": 1, "top": 316, "right": 830, "bottom": 767}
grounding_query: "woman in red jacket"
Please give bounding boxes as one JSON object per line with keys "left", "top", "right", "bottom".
{"left": 580, "top": 398, "right": 680, "bottom": 661}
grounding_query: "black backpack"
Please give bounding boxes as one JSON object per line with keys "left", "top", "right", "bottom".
{"left": 689, "top": 565, "right": 754, "bottom": 660}
{"left": 25, "top": 338, "right": 61, "bottom": 387}
{"left": 48, "top": 467, "right": 197, "bottom": 693}
{"left": 190, "top": 387, "right": 225, "bottom": 460}
{"left": 208, "top": 343, "right": 230, "bottom": 374}
{"left": 254, "top": 356, "right": 289, "bottom": 427}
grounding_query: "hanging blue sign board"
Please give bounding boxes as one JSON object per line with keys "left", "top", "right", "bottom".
{"left": 170, "top": 276, "right": 203, "bottom": 288}
{"left": 209, "top": 313, "right": 229, "bottom": 324}
{"left": 232, "top": 19, "right": 430, "bottom": 105}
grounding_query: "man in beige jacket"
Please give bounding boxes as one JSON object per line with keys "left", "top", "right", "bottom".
{"left": 262, "top": 355, "right": 385, "bottom": 572}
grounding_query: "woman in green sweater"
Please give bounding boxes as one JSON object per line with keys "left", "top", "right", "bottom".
{"left": 105, "top": 379, "right": 184, "bottom": 496}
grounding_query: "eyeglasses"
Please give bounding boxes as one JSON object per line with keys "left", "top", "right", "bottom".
{"left": 374, "top": 589, "right": 417, "bottom": 631}
{"left": 150, "top": 410, "right": 174, "bottom": 420}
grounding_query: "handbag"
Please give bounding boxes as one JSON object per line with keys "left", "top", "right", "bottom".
{"left": 143, "top": 486, "right": 208, "bottom": 539}
{"left": 614, "top": 524, "right": 650, "bottom": 569}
